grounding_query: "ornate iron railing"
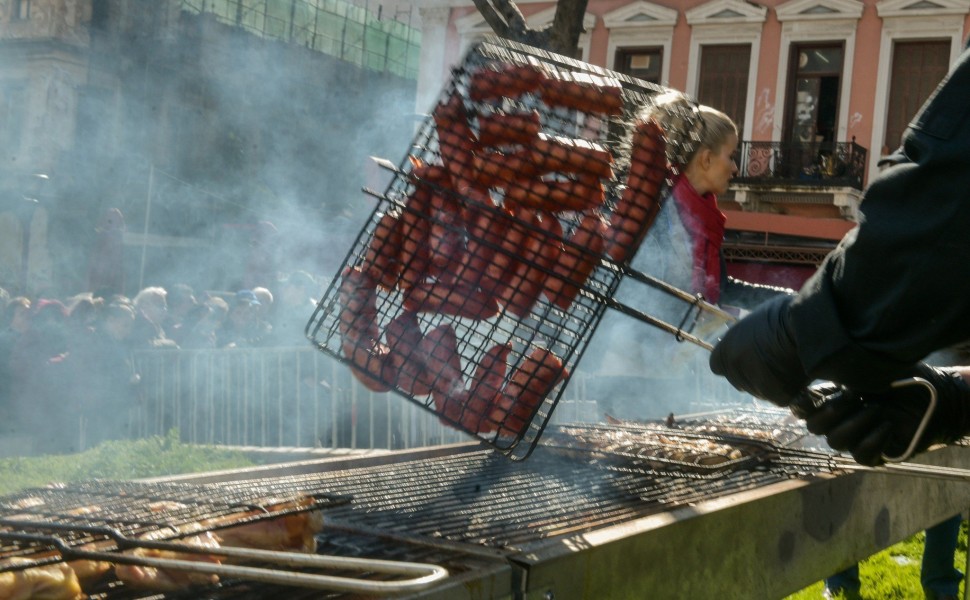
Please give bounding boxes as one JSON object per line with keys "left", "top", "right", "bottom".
{"left": 735, "top": 139, "right": 867, "bottom": 190}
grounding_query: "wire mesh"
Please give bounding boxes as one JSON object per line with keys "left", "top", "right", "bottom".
{"left": 0, "top": 480, "right": 349, "bottom": 571}
{"left": 307, "top": 37, "right": 705, "bottom": 460}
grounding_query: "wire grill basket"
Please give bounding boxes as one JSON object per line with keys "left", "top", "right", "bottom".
{"left": 307, "top": 37, "right": 707, "bottom": 460}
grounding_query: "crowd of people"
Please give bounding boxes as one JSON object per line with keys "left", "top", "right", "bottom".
{"left": 0, "top": 270, "right": 324, "bottom": 454}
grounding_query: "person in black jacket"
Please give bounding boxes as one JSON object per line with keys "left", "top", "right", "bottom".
{"left": 708, "top": 40, "right": 970, "bottom": 466}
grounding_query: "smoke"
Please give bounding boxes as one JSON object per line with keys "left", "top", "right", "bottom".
{"left": 23, "top": 10, "right": 420, "bottom": 301}
{"left": 579, "top": 198, "right": 755, "bottom": 422}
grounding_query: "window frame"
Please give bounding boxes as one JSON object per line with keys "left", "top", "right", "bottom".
{"left": 868, "top": 0, "right": 968, "bottom": 176}
{"left": 684, "top": 0, "right": 766, "bottom": 141}
{"left": 603, "top": 1, "right": 678, "bottom": 88}
{"left": 773, "top": 0, "right": 862, "bottom": 144}
{"left": 12, "top": 0, "right": 31, "bottom": 21}
{"left": 613, "top": 46, "right": 663, "bottom": 84}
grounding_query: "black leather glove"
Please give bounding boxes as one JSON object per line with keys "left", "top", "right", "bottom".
{"left": 708, "top": 294, "right": 809, "bottom": 407}
{"left": 803, "top": 364, "right": 970, "bottom": 466}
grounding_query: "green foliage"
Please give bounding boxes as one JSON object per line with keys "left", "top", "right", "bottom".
{"left": 0, "top": 431, "right": 256, "bottom": 496}
{"left": 785, "top": 522, "right": 968, "bottom": 599}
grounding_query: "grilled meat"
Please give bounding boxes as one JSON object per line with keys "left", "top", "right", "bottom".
{"left": 0, "top": 559, "right": 83, "bottom": 600}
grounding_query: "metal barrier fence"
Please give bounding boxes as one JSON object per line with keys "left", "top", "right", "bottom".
{"left": 131, "top": 347, "right": 467, "bottom": 450}
{"left": 128, "top": 346, "right": 746, "bottom": 451}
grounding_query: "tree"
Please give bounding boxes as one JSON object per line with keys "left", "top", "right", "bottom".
{"left": 472, "top": 0, "right": 589, "bottom": 56}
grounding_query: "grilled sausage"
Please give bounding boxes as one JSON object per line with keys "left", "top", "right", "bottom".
{"left": 361, "top": 211, "right": 403, "bottom": 290}
{"left": 455, "top": 189, "right": 508, "bottom": 289}
{"left": 497, "top": 211, "right": 563, "bottom": 318}
{"left": 530, "top": 133, "right": 614, "bottom": 180}
{"left": 433, "top": 94, "right": 479, "bottom": 191}
{"left": 403, "top": 281, "right": 500, "bottom": 320}
{"left": 468, "top": 63, "right": 545, "bottom": 102}
{"left": 544, "top": 213, "right": 608, "bottom": 309}
{"left": 409, "top": 159, "right": 450, "bottom": 184}
{"left": 384, "top": 311, "right": 433, "bottom": 396}
{"left": 477, "top": 110, "right": 541, "bottom": 147}
{"left": 473, "top": 147, "right": 539, "bottom": 189}
{"left": 418, "top": 323, "right": 464, "bottom": 397}
{"left": 480, "top": 204, "right": 531, "bottom": 296}
{"left": 490, "top": 348, "right": 568, "bottom": 437}
{"left": 397, "top": 183, "right": 434, "bottom": 291}
{"left": 504, "top": 174, "right": 606, "bottom": 213}
{"left": 461, "top": 342, "right": 513, "bottom": 433}
{"left": 428, "top": 191, "right": 464, "bottom": 270}
{"left": 336, "top": 267, "right": 392, "bottom": 391}
{"left": 341, "top": 335, "right": 392, "bottom": 392}
{"left": 336, "top": 266, "right": 378, "bottom": 340}
{"left": 538, "top": 70, "right": 625, "bottom": 116}
{"left": 606, "top": 118, "right": 668, "bottom": 263}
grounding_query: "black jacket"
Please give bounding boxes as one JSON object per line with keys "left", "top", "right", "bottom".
{"left": 788, "top": 44, "right": 970, "bottom": 390}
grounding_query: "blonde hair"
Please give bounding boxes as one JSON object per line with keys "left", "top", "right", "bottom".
{"left": 641, "top": 91, "right": 737, "bottom": 170}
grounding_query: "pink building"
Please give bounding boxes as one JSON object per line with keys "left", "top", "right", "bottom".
{"left": 414, "top": 0, "right": 970, "bottom": 288}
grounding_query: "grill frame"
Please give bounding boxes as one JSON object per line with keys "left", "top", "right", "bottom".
{"left": 8, "top": 422, "right": 968, "bottom": 598}
{"left": 150, "top": 433, "right": 970, "bottom": 599}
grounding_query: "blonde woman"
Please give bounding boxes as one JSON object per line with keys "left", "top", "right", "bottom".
{"left": 587, "top": 93, "right": 788, "bottom": 420}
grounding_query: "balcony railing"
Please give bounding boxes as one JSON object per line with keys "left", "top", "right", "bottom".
{"left": 734, "top": 139, "right": 867, "bottom": 190}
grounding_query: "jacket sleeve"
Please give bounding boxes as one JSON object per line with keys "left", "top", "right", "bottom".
{"left": 787, "top": 46, "right": 970, "bottom": 390}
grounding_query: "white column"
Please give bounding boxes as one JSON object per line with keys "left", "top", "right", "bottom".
{"left": 415, "top": 6, "right": 451, "bottom": 117}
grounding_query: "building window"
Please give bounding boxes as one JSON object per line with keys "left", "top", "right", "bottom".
{"left": 12, "top": 0, "right": 30, "bottom": 20}
{"left": 784, "top": 44, "right": 843, "bottom": 144}
{"left": 0, "top": 83, "right": 26, "bottom": 161}
{"left": 697, "top": 44, "right": 751, "bottom": 137}
{"left": 614, "top": 47, "right": 662, "bottom": 84}
{"left": 883, "top": 40, "right": 949, "bottom": 154}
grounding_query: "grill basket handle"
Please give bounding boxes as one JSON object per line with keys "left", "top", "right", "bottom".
{"left": 2, "top": 531, "right": 449, "bottom": 596}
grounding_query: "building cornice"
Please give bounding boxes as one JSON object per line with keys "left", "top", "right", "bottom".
{"left": 877, "top": 0, "right": 970, "bottom": 18}
{"left": 686, "top": 0, "right": 768, "bottom": 25}
{"left": 775, "top": 0, "right": 864, "bottom": 21}
{"left": 602, "top": 1, "right": 678, "bottom": 29}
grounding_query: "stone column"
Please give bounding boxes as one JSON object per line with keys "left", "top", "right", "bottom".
{"left": 415, "top": 6, "right": 451, "bottom": 116}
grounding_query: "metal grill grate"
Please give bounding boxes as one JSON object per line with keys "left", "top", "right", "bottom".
{"left": 0, "top": 480, "right": 349, "bottom": 571}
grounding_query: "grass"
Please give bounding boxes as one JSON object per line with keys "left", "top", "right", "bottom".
{"left": 785, "top": 522, "right": 968, "bottom": 599}
{"left": 0, "top": 430, "right": 256, "bottom": 496}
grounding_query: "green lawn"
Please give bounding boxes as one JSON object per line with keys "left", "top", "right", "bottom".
{"left": 785, "top": 523, "right": 968, "bottom": 599}
{"left": 0, "top": 430, "right": 256, "bottom": 496}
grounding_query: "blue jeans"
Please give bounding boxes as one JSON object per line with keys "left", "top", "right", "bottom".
{"left": 825, "top": 515, "right": 963, "bottom": 595}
